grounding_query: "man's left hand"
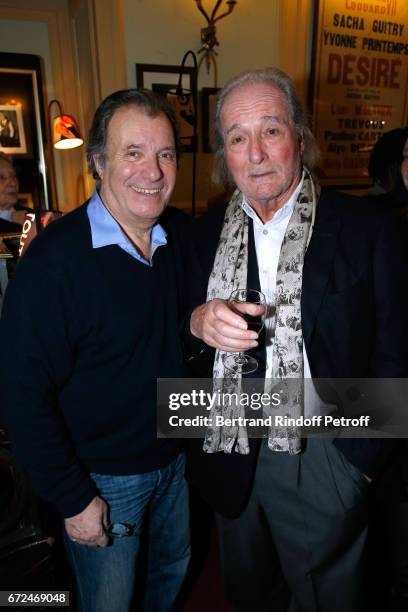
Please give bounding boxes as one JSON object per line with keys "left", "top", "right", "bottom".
{"left": 64, "top": 495, "right": 109, "bottom": 547}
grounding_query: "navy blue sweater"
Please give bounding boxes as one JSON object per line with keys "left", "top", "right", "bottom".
{"left": 0, "top": 204, "right": 196, "bottom": 518}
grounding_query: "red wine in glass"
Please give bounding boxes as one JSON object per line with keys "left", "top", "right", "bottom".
{"left": 224, "top": 289, "right": 266, "bottom": 376}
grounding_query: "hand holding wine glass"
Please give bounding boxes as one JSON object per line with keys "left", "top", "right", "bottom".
{"left": 223, "top": 289, "right": 266, "bottom": 375}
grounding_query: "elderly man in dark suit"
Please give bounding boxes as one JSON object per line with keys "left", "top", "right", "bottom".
{"left": 186, "top": 67, "right": 408, "bottom": 612}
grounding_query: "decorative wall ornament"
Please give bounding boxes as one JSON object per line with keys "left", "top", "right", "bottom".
{"left": 194, "top": 0, "right": 237, "bottom": 80}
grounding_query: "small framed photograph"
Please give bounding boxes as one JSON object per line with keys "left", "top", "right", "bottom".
{"left": 202, "top": 87, "right": 220, "bottom": 153}
{"left": 0, "top": 104, "right": 27, "bottom": 154}
{"left": 136, "top": 63, "right": 197, "bottom": 152}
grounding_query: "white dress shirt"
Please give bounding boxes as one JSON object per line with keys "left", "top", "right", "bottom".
{"left": 241, "top": 178, "right": 332, "bottom": 416}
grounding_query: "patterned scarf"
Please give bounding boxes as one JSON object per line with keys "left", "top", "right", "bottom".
{"left": 203, "top": 169, "right": 319, "bottom": 455}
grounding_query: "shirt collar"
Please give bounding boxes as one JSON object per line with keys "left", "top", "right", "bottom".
{"left": 241, "top": 172, "right": 304, "bottom": 227}
{"left": 0, "top": 208, "right": 13, "bottom": 222}
{"left": 86, "top": 190, "right": 167, "bottom": 264}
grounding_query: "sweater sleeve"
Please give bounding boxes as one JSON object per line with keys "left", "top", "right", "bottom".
{"left": 0, "top": 251, "right": 97, "bottom": 518}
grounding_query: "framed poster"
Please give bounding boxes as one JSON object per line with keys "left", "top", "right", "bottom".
{"left": 311, "top": 0, "right": 408, "bottom": 187}
{"left": 136, "top": 63, "right": 197, "bottom": 152}
{"left": 202, "top": 87, "right": 220, "bottom": 153}
{"left": 0, "top": 52, "right": 51, "bottom": 210}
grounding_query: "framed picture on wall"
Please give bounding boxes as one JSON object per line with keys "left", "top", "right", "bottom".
{"left": 310, "top": 0, "right": 408, "bottom": 188}
{"left": 0, "top": 52, "right": 51, "bottom": 210}
{"left": 136, "top": 63, "right": 197, "bottom": 152}
{"left": 202, "top": 87, "right": 219, "bottom": 153}
{"left": 0, "top": 104, "right": 27, "bottom": 154}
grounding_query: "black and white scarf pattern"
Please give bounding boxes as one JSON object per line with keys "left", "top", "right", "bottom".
{"left": 203, "top": 169, "right": 319, "bottom": 455}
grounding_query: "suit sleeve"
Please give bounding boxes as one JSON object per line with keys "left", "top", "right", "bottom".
{"left": 0, "top": 253, "right": 97, "bottom": 518}
{"left": 179, "top": 207, "right": 225, "bottom": 374}
{"left": 370, "top": 209, "right": 408, "bottom": 376}
{"left": 334, "top": 209, "right": 408, "bottom": 478}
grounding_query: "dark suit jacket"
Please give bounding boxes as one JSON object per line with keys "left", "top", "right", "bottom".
{"left": 0, "top": 204, "right": 31, "bottom": 233}
{"left": 0, "top": 217, "right": 22, "bottom": 234}
{"left": 186, "top": 188, "right": 408, "bottom": 518}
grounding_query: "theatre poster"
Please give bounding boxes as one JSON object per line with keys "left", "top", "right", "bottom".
{"left": 311, "top": 0, "right": 408, "bottom": 186}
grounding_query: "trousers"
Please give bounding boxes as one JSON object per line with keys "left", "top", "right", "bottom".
{"left": 217, "top": 439, "right": 369, "bottom": 612}
{"left": 64, "top": 453, "right": 190, "bottom": 612}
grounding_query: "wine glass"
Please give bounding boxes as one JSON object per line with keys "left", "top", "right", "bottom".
{"left": 223, "top": 288, "right": 266, "bottom": 376}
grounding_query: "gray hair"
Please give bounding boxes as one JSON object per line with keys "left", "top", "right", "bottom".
{"left": 212, "top": 67, "right": 320, "bottom": 188}
{"left": 87, "top": 88, "right": 181, "bottom": 182}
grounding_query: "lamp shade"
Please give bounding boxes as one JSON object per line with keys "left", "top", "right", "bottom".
{"left": 53, "top": 114, "right": 83, "bottom": 149}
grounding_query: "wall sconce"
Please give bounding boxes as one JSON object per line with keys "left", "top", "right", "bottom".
{"left": 194, "top": 0, "right": 237, "bottom": 75}
{"left": 47, "top": 99, "right": 83, "bottom": 150}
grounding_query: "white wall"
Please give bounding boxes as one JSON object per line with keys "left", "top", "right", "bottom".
{"left": 125, "top": 0, "right": 280, "bottom": 89}
{"left": 0, "top": 19, "right": 52, "bottom": 92}
{"left": 124, "top": 0, "right": 281, "bottom": 210}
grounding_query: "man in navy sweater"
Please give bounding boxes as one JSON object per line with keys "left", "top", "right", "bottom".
{"left": 0, "top": 90, "right": 194, "bottom": 611}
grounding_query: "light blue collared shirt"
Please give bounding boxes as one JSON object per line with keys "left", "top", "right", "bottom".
{"left": 86, "top": 190, "right": 167, "bottom": 266}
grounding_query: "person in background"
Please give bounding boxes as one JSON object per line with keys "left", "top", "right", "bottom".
{"left": 0, "top": 89, "right": 194, "bottom": 612}
{"left": 185, "top": 67, "right": 408, "bottom": 612}
{"left": 0, "top": 153, "right": 26, "bottom": 233}
{"left": 400, "top": 132, "right": 408, "bottom": 192}
{"left": 368, "top": 128, "right": 408, "bottom": 221}
{"left": 366, "top": 128, "right": 408, "bottom": 612}
{"left": 0, "top": 153, "right": 27, "bottom": 309}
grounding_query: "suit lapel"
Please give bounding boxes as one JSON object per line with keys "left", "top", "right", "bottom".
{"left": 302, "top": 192, "right": 341, "bottom": 353}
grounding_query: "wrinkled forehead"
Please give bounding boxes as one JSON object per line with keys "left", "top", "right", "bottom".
{"left": 106, "top": 105, "right": 173, "bottom": 146}
{"left": 220, "top": 81, "right": 291, "bottom": 129}
{"left": 106, "top": 105, "right": 149, "bottom": 137}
